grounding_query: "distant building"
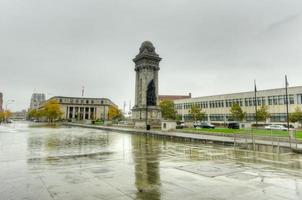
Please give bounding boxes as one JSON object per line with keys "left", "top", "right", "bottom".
{"left": 40, "top": 96, "right": 115, "bottom": 121}
{"left": 159, "top": 93, "right": 191, "bottom": 102}
{"left": 11, "top": 110, "right": 27, "bottom": 120}
{"left": 174, "top": 86, "right": 302, "bottom": 124}
{"left": 29, "top": 93, "right": 45, "bottom": 110}
{"left": 0, "top": 92, "right": 3, "bottom": 112}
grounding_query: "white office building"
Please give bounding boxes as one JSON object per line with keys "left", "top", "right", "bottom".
{"left": 174, "top": 86, "right": 302, "bottom": 124}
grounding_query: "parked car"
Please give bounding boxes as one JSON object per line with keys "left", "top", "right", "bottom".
{"left": 264, "top": 124, "right": 288, "bottom": 131}
{"left": 284, "top": 124, "right": 295, "bottom": 129}
{"left": 176, "top": 121, "right": 186, "bottom": 129}
{"left": 195, "top": 122, "right": 215, "bottom": 129}
{"left": 193, "top": 121, "right": 201, "bottom": 128}
{"left": 228, "top": 122, "right": 240, "bottom": 129}
{"left": 6, "top": 119, "right": 13, "bottom": 123}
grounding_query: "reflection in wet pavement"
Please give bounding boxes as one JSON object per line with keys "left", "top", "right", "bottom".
{"left": 0, "top": 122, "right": 302, "bottom": 200}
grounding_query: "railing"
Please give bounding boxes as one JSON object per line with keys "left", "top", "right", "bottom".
{"left": 231, "top": 128, "right": 301, "bottom": 153}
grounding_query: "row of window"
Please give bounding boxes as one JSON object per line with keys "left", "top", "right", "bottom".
{"left": 176, "top": 95, "right": 297, "bottom": 110}
{"left": 268, "top": 95, "right": 294, "bottom": 105}
{"left": 183, "top": 113, "right": 288, "bottom": 122}
{"left": 59, "top": 98, "right": 104, "bottom": 105}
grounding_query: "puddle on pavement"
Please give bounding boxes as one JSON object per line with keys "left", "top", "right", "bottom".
{"left": 1, "top": 122, "right": 302, "bottom": 200}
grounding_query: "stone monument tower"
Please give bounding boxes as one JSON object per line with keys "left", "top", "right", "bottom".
{"left": 132, "top": 41, "right": 162, "bottom": 128}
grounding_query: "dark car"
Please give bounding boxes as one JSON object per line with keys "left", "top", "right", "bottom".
{"left": 195, "top": 122, "right": 215, "bottom": 129}
{"left": 228, "top": 122, "right": 240, "bottom": 129}
{"left": 176, "top": 121, "right": 186, "bottom": 129}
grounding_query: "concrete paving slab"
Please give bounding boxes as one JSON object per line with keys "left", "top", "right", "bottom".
{"left": 1, "top": 122, "right": 302, "bottom": 200}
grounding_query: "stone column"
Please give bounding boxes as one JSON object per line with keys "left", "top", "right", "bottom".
{"left": 66, "top": 106, "right": 69, "bottom": 119}
{"left": 95, "top": 107, "right": 97, "bottom": 119}
{"left": 83, "top": 107, "right": 86, "bottom": 120}
{"left": 72, "top": 107, "right": 75, "bottom": 119}
{"left": 88, "top": 107, "right": 91, "bottom": 120}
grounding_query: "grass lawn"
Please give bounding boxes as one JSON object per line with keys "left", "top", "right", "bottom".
{"left": 183, "top": 128, "right": 302, "bottom": 139}
{"left": 94, "top": 121, "right": 104, "bottom": 126}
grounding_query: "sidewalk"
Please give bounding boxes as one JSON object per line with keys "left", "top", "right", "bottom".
{"left": 65, "top": 123, "right": 302, "bottom": 153}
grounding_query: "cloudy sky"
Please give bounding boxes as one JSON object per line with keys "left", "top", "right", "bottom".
{"left": 0, "top": 0, "right": 301, "bottom": 111}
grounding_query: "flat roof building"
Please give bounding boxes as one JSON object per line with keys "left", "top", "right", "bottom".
{"left": 159, "top": 93, "right": 191, "bottom": 101}
{"left": 41, "top": 96, "right": 115, "bottom": 121}
{"left": 174, "top": 86, "right": 302, "bottom": 124}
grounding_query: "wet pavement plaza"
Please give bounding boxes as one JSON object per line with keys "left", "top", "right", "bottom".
{"left": 0, "top": 122, "right": 302, "bottom": 200}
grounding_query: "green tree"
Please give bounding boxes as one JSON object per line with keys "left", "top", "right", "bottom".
{"left": 159, "top": 100, "right": 177, "bottom": 120}
{"left": 28, "top": 109, "right": 37, "bottom": 119}
{"left": 175, "top": 114, "right": 182, "bottom": 121}
{"left": 289, "top": 107, "right": 302, "bottom": 124}
{"left": 256, "top": 105, "right": 270, "bottom": 122}
{"left": 43, "top": 100, "right": 63, "bottom": 122}
{"left": 230, "top": 103, "right": 246, "bottom": 122}
{"left": 189, "top": 104, "right": 206, "bottom": 122}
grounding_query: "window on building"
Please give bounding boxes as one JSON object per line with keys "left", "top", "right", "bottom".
{"left": 268, "top": 96, "right": 273, "bottom": 105}
{"left": 278, "top": 95, "right": 284, "bottom": 105}
{"left": 249, "top": 98, "right": 254, "bottom": 106}
{"left": 298, "top": 94, "right": 302, "bottom": 104}
{"left": 209, "top": 114, "right": 224, "bottom": 121}
{"left": 270, "top": 113, "right": 287, "bottom": 122}
{"left": 289, "top": 95, "right": 295, "bottom": 104}
{"left": 273, "top": 96, "right": 278, "bottom": 105}
{"left": 246, "top": 113, "right": 256, "bottom": 122}
{"left": 245, "top": 98, "right": 248, "bottom": 106}
{"left": 261, "top": 97, "right": 266, "bottom": 105}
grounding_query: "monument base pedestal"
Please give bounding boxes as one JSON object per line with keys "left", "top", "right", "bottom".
{"left": 132, "top": 106, "right": 162, "bottom": 129}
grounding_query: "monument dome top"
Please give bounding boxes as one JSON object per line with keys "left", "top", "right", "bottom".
{"left": 139, "top": 41, "right": 156, "bottom": 54}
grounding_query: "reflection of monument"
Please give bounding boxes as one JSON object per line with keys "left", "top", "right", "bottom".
{"left": 132, "top": 135, "right": 161, "bottom": 200}
{"left": 132, "top": 41, "right": 162, "bottom": 128}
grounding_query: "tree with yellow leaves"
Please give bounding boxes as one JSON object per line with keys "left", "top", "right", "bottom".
{"left": 108, "top": 105, "right": 124, "bottom": 121}
{"left": 0, "top": 110, "right": 12, "bottom": 123}
{"left": 43, "top": 99, "right": 63, "bottom": 122}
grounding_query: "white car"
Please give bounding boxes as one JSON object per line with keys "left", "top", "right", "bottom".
{"left": 264, "top": 124, "right": 288, "bottom": 131}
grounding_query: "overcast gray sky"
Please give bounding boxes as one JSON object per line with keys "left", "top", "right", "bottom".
{"left": 1, "top": 0, "right": 301, "bottom": 111}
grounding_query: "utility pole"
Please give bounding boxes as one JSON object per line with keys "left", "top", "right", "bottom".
{"left": 254, "top": 80, "right": 258, "bottom": 127}
{"left": 285, "top": 75, "right": 290, "bottom": 131}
